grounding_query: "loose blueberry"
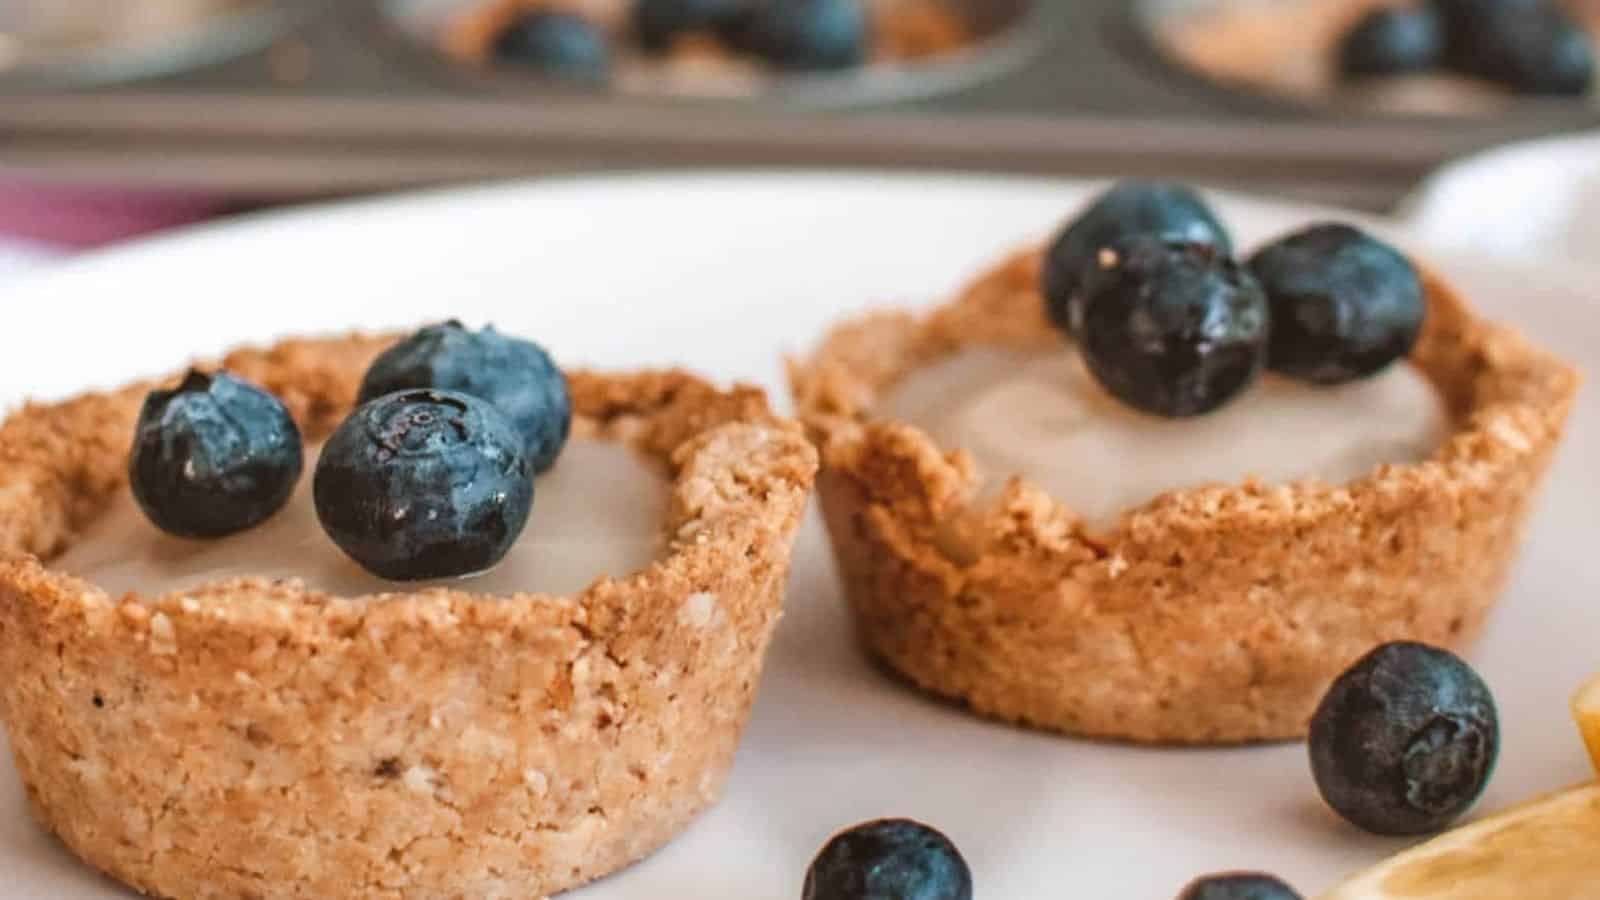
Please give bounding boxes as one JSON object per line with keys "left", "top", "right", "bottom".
{"left": 1310, "top": 641, "right": 1499, "bottom": 836}
{"left": 313, "top": 389, "right": 534, "bottom": 582}
{"left": 803, "top": 819, "right": 972, "bottom": 900}
{"left": 1076, "top": 236, "right": 1269, "bottom": 418}
{"left": 1338, "top": 7, "right": 1444, "bottom": 77}
{"left": 1178, "top": 872, "right": 1304, "bottom": 900}
{"left": 359, "top": 321, "right": 571, "bottom": 475}
{"left": 492, "top": 10, "right": 610, "bottom": 81}
{"left": 1248, "top": 223, "right": 1425, "bottom": 386}
{"left": 724, "top": 0, "right": 868, "bottom": 71}
{"left": 634, "top": 0, "right": 746, "bottom": 52}
{"left": 128, "top": 370, "right": 303, "bottom": 539}
{"left": 1043, "top": 180, "right": 1234, "bottom": 339}
{"left": 1442, "top": 2, "right": 1594, "bottom": 95}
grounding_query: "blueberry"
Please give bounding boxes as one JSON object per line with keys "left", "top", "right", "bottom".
{"left": 1248, "top": 224, "right": 1424, "bottom": 386}
{"left": 1043, "top": 181, "right": 1234, "bottom": 339}
{"left": 1432, "top": 0, "right": 1549, "bottom": 41}
{"left": 359, "top": 321, "right": 571, "bottom": 474}
{"left": 1178, "top": 873, "right": 1304, "bottom": 900}
{"left": 1442, "top": 2, "right": 1594, "bottom": 95}
{"left": 724, "top": 0, "right": 868, "bottom": 71}
{"left": 1076, "top": 236, "right": 1268, "bottom": 418}
{"left": 634, "top": 0, "right": 746, "bottom": 52}
{"left": 313, "top": 389, "right": 534, "bottom": 582}
{"left": 492, "top": 10, "right": 610, "bottom": 81}
{"left": 1310, "top": 641, "right": 1499, "bottom": 836}
{"left": 1434, "top": 0, "right": 1544, "bottom": 16}
{"left": 1338, "top": 8, "right": 1444, "bottom": 77}
{"left": 803, "top": 819, "right": 971, "bottom": 900}
{"left": 128, "top": 370, "right": 303, "bottom": 539}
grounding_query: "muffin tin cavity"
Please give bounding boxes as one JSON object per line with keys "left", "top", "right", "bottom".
{"left": 0, "top": 0, "right": 308, "bottom": 87}
{"left": 379, "top": 0, "right": 1040, "bottom": 105}
{"left": 1134, "top": 0, "right": 1600, "bottom": 115}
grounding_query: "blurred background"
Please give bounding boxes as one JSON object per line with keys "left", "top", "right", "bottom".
{"left": 0, "top": 0, "right": 1597, "bottom": 273}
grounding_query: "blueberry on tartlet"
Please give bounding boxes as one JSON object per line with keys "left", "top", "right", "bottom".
{"left": 1441, "top": 1, "right": 1594, "bottom": 95}
{"left": 314, "top": 389, "right": 534, "bottom": 581}
{"left": 492, "top": 10, "right": 610, "bottom": 81}
{"left": 1310, "top": 642, "right": 1499, "bottom": 836}
{"left": 1338, "top": 7, "right": 1444, "bottom": 77}
{"left": 804, "top": 819, "right": 972, "bottom": 900}
{"left": 1076, "top": 236, "right": 1269, "bottom": 418}
{"left": 1178, "top": 872, "right": 1304, "bottom": 900}
{"left": 634, "top": 0, "right": 747, "bottom": 51}
{"left": 359, "top": 321, "right": 571, "bottom": 474}
{"left": 725, "top": 0, "right": 870, "bottom": 70}
{"left": 129, "top": 370, "right": 303, "bottom": 539}
{"left": 1432, "top": 0, "right": 1544, "bottom": 20}
{"left": 1249, "top": 224, "right": 1425, "bottom": 386}
{"left": 1043, "top": 180, "right": 1234, "bottom": 338}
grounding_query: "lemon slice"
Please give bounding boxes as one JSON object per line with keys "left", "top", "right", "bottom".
{"left": 1319, "top": 783, "right": 1600, "bottom": 900}
{"left": 1574, "top": 674, "right": 1600, "bottom": 776}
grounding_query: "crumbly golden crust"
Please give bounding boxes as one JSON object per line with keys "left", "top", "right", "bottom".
{"left": 445, "top": 0, "right": 971, "bottom": 67}
{"left": 791, "top": 248, "right": 1579, "bottom": 745}
{"left": 0, "top": 334, "right": 817, "bottom": 899}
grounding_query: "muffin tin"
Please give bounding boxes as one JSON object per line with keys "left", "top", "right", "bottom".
{"left": 1135, "top": 0, "right": 1600, "bottom": 116}
{"left": 0, "top": 0, "right": 1596, "bottom": 211}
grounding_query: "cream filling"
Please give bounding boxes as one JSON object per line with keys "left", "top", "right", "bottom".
{"left": 56, "top": 438, "right": 669, "bottom": 598}
{"left": 881, "top": 348, "right": 1449, "bottom": 530}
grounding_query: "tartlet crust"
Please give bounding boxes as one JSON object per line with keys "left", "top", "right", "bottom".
{"left": 791, "top": 248, "right": 1579, "bottom": 745}
{"left": 0, "top": 335, "right": 817, "bottom": 899}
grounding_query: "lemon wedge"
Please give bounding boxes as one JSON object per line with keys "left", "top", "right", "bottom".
{"left": 1319, "top": 783, "right": 1600, "bottom": 900}
{"left": 1574, "top": 674, "right": 1600, "bottom": 777}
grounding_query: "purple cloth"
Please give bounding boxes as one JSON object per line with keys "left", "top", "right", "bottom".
{"left": 0, "top": 183, "right": 222, "bottom": 248}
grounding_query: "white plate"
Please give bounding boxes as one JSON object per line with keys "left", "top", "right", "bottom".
{"left": 1403, "top": 132, "right": 1600, "bottom": 270}
{"left": 0, "top": 237, "right": 57, "bottom": 283}
{"left": 2, "top": 173, "right": 1596, "bottom": 899}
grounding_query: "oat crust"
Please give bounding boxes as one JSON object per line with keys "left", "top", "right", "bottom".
{"left": 791, "top": 248, "right": 1579, "bottom": 744}
{"left": 0, "top": 334, "right": 817, "bottom": 899}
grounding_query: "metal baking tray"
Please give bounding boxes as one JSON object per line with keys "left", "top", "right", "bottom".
{"left": 0, "top": 0, "right": 1595, "bottom": 211}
